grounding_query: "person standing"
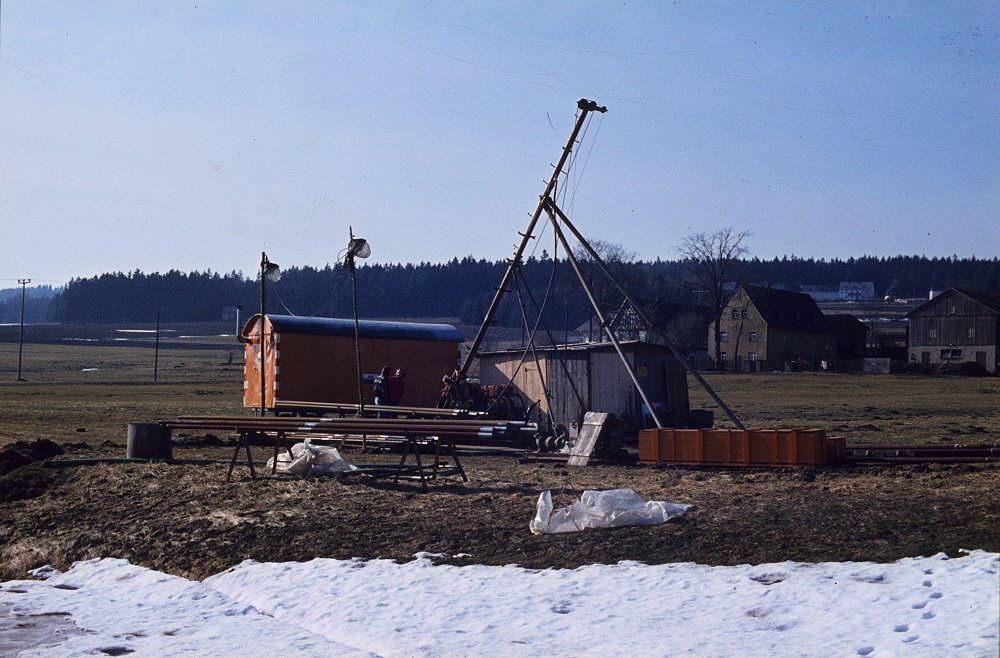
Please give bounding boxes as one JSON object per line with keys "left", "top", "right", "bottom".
{"left": 373, "top": 366, "right": 391, "bottom": 408}
{"left": 388, "top": 368, "right": 406, "bottom": 406}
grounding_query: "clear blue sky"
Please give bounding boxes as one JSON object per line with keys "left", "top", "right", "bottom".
{"left": 2, "top": 1, "right": 997, "bottom": 287}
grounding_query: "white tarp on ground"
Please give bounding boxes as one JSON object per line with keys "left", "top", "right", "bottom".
{"left": 529, "top": 488, "right": 690, "bottom": 534}
{"left": 265, "top": 440, "right": 358, "bottom": 477}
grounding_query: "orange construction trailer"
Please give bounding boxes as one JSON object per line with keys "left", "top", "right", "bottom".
{"left": 241, "top": 314, "right": 462, "bottom": 410}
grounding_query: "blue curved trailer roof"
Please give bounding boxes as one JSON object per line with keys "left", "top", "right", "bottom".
{"left": 255, "top": 314, "right": 462, "bottom": 342}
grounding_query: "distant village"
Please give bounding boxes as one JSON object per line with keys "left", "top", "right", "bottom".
{"left": 608, "top": 284, "right": 1000, "bottom": 377}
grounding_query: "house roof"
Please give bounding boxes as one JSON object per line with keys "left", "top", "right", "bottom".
{"left": 825, "top": 314, "right": 869, "bottom": 334}
{"left": 957, "top": 289, "right": 1000, "bottom": 314}
{"left": 739, "top": 284, "right": 832, "bottom": 333}
{"left": 905, "top": 288, "right": 1000, "bottom": 318}
{"left": 245, "top": 314, "right": 463, "bottom": 342}
{"left": 580, "top": 300, "right": 714, "bottom": 335}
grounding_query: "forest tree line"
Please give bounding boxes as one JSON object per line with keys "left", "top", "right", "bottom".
{"left": 4, "top": 254, "right": 998, "bottom": 327}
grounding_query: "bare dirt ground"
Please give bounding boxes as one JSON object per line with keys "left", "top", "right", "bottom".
{"left": 1, "top": 342, "right": 999, "bottom": 581}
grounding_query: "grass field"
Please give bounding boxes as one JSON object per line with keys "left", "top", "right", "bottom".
{"left": 2, "top": 340, "right": 998, "bottom": 447}
{"left": 690, "top": 371, "right": 1000, "bottom": 445}
{"left": 0, "top": 342, "right": 244, "bottom": 444}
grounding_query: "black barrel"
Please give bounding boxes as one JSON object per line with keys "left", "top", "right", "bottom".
{"left": 126, "top": 423, "right": 172, "bottom": 460}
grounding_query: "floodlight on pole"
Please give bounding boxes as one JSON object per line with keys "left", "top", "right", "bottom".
{"left": 263, "top": 260, "right": 282, "bottom": 283}
{"left": 259, "top": 251, "right": 280, "bottom": 416}
{"left": 348, "top": 237, "right": 371, "bottom": 260}
{"left": 344, "top": 227, "right": 370, "bottom": 416}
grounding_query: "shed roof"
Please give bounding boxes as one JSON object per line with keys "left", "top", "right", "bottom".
{"left": 246, "top": 314, "right": 462, "bottom": 342}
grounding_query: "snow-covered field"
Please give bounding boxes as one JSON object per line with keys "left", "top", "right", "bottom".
{"left": 1, "top": 551, "right": 997, "bottom": 657}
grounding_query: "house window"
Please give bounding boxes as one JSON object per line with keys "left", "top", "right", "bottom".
{"left": 947, "top": 305, "right": 956, "bottom": 315}
{"left": 749, "top": 331, "right": 758, "bottom": 342}
{"left": 940, "top": 349, "right": 962, "bottom": 360}
{"left": 731, "top": 309, "right": 739, "bottom": 320}
{"left": 720, "top": 331, "right": 729, "bottom": 342}
{"left": 968, "top": 328, "right": 975, "bottom": 339}
{"left": 741, "top": 309, "right": 748, "bottom": 319}
{"left": 719, "top": 351, "right": 727, "bottom": 362}
{"left": 929, "top": 328, "right": 937, "bottom": 339}
{"left": 748, "top": 351, "right": 757, "bottom": 361}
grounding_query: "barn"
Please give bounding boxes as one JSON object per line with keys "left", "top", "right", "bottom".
{"left": 241, "top": 314, "right": 462, "bottom": 410}
{"left": 477, "top": 341, "right": 690, "bottom": 432}
{"left": 906, "top": 288, "right": 1000, "bottom": 374}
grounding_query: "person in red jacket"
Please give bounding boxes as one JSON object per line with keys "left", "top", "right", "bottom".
{"left": 388, "top": 368, "right": 406, "bottom": 406}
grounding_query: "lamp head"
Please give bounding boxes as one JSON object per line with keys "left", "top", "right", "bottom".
{"left": 261, "top": 252, "right": 281, "bottom": 283}
{"left": 348, "top": 237, "right": 371, "bottom": 259}
{"left": 263, "top": 261, "right": 281, "bottom": 283}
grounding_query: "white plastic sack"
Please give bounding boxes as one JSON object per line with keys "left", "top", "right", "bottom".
{"left": 266, "top": 440, "right": 358, "bottom": 477}
{"left": 529, "top": 488, "right": 689, "bottom": 535}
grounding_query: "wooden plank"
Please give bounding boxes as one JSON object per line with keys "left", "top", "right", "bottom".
{"left": 567, "top": 411, "right": 609, "bottom": 467}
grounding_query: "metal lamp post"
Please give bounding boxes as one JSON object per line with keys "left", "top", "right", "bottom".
{"left": 259, "top": 252, "right": 280, "bottom": 416}
{"left": 344, "top": 227, "right": 370, "bottom": 416}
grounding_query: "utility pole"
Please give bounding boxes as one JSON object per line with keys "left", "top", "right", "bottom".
{"left": 154, "top": 308, "right": 160, "bottom": 382}
{"left": 16, "top": 278, "right": 30, "bottom": 381}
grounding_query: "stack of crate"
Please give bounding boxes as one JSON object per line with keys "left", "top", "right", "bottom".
{"left": 638, "top": 428, "right": 845, "bottom": 467}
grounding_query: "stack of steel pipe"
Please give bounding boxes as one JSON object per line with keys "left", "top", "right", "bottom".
{"left": 274, "top": 400, "right": 486, "bottom": 419}
{"left": 162, "top": 415, "right": 536, "bottom": 446}
{"left": 845, "top": 444, "right": 998, "bottom": 464}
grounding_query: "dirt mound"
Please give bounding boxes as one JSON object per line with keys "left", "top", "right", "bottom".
{"left": 0, "top": 439, "right": 64, "bottom": 477}
{"left": 0, "top": 463, "right": 57, "bottom": 504}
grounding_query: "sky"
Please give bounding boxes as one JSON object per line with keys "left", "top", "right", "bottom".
{"left": 2, "top": 550, "right": 997, "bottom": 656}
{"left": 1, "top": 1, "right": 997, "bottom": 288}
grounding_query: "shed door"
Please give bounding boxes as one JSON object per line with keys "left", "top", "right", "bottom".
{"left": 976, "top": 351, "right": 987, "bottom": 368}
{"left": 920, "top": 351, "right": 930, "bottom": 365}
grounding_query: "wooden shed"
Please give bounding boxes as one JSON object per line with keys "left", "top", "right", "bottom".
{"left": 477, "top": 340, "right": 690, "bottom": 432}
{"left": 242, "top": 314, "right": 462, "bottom": 410}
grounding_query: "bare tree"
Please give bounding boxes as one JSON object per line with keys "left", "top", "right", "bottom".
{"left": 679, "top": 228, "right": 750, "bottom": 369}
{"left": 572, "top": 240, "right": 643, "bottom": 341}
